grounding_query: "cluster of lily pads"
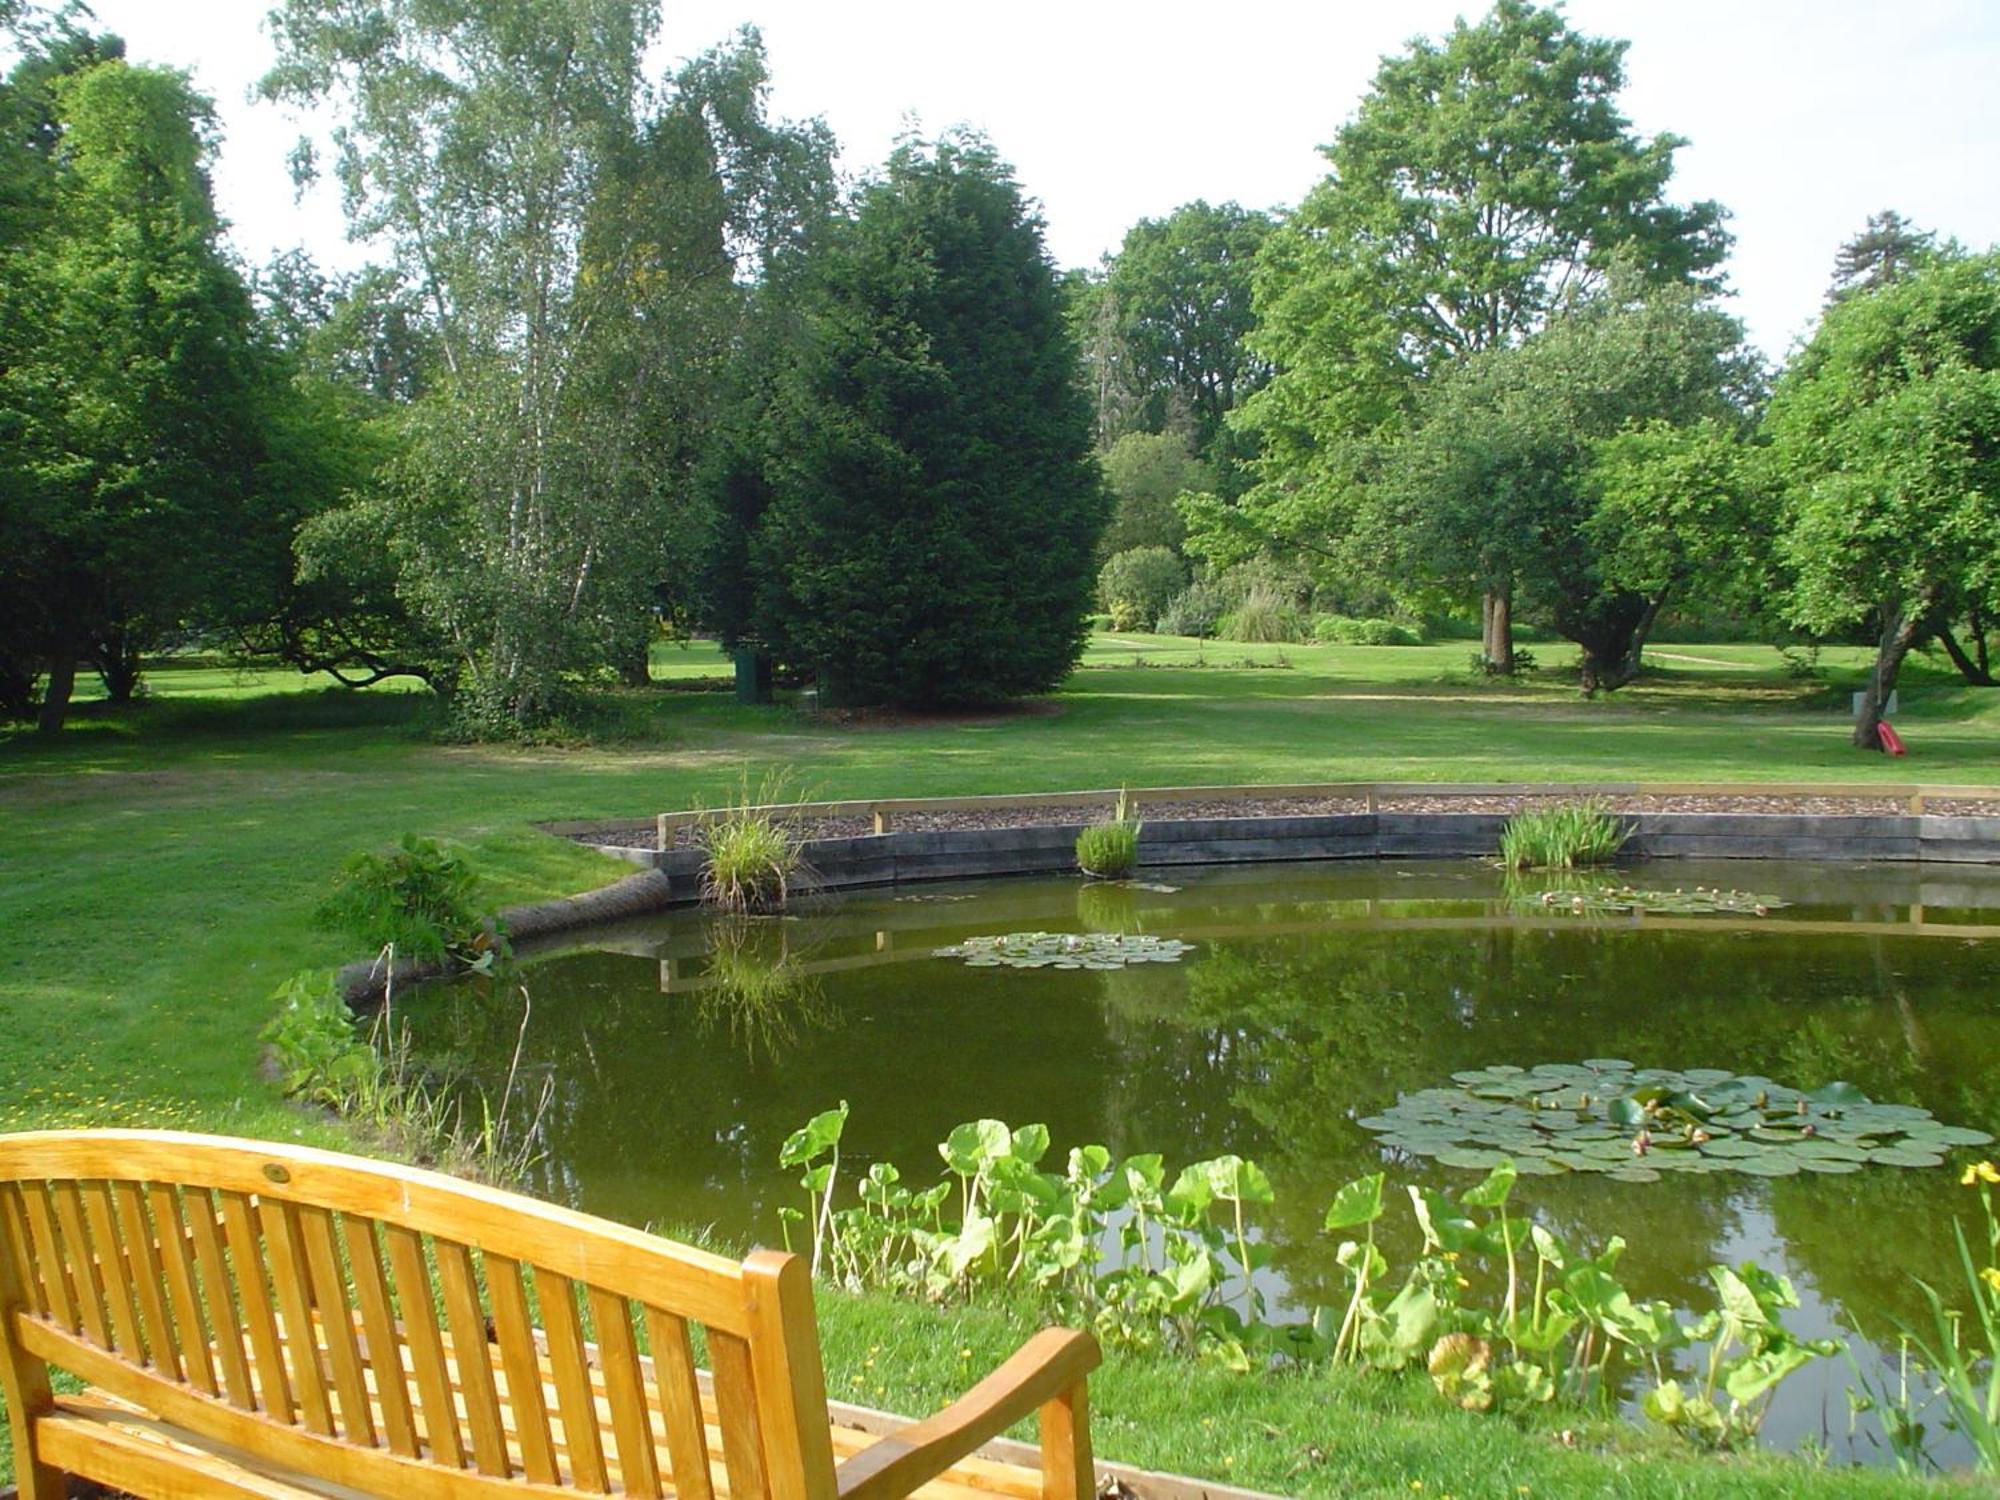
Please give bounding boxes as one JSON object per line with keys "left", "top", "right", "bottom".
{"left": 1358, "top": 1061, "right": 1992, "bottom": 1182}
{"left": 934, "top": 931, "right": 1195, "bottom": 969}
{"left": 1515, "top": 885, "right": 1791, "bottom": 918}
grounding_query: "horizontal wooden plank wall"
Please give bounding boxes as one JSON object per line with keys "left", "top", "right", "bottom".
{"left": 642, "top": 782, "right": 2000, "bottom": 849}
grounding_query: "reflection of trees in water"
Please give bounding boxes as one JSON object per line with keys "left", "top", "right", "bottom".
{"left": 1132, "top": 924, "right": 2000, "bottom": 1328}
{"left": 406, "top": 907, "right": 2000, "bottom": 1333}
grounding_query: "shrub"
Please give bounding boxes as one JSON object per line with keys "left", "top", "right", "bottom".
{"left": 1313, "top": 614, "right": 1423, "bottom": 646}
{"left": 317, "top": 833, "right": 505, "bottom": 969}
{"left": 1097, "top": 546, "right": 1187, "bottom": 632}
{"left": 1156, "top": 581, "right": 1227, "bottom": 639}
{"left": 1076, "top": 789, "right": 1141, "bottom": 878}
{"left": 1216, "top": 584, "right": 1307, "bottom": 643}
{"left": 1498, "top": 800, "right": 1629, "bottom": 869}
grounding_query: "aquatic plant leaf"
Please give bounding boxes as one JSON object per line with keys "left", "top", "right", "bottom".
{"left": 934, "top": 931, "right": 1194, "bottom": 969}
{"left": 1357, "top": 1063, "right": 1977, "bottom": 1181}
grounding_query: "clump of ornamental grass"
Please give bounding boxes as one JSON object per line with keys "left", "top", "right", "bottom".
{"left": 1076, "top": 788, "right": 1142, "bottom": 879}
{"left": 697, "top": 773, "right": 810, "bottom": 912}
{"left": 1497, "top": 799, "right": 1629, "bottom": 870}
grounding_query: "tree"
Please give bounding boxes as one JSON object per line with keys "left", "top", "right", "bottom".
{"left": 747, "top": 133, "right": 1108, "bottom": 706}
{"left": 264, "top": 10, "right": 831, "bottom": 724}
{"left": 1223, "top": 0, "right": 1729, "bottom": 668}
{"left": 0, "top": 56, "right": 279, "bottom": 729}
{"left": 1767, "top": 252, "right": 2000, "bottom": 748}
{"left": 1097, "top": 546, "right": 1187, "bottom": 631}
{"left": 1101, "top": 200, "right": 1273, "bottom": 477}
{"left": 1828, "top": 210, "right": 1935, "bottom": 304}
{"left": 1367, "top": 278, "right": 1756, "bottom": 692}
{"left": 1099, "top": 430, "right": 1211, "bottom": 557}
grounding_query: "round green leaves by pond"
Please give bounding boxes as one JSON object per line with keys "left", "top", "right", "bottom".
{"left": 1359, "top": 1062, "right": 1993, "bottom": 1180}
{"left": 1513, "top": 885, "right": 1791, "bottom": 918}
{"left": 934, "top": 931, "right": 1195, "bottom": 969}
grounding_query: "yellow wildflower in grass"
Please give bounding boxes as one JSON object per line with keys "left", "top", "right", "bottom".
{"left": 1981, "top": 1267, "right": 2000, "bottom": 1295}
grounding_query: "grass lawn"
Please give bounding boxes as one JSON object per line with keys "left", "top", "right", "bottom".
{"left": 2, "top": 634, "right": 1995, "bottom": 1494}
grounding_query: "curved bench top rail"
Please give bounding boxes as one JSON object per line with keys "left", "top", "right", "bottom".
{"left": 0, "top": 1129, "right": 752, "bottom": 1334}
{"left": 628, "top": 778, "right": 2000, "bottom": 836}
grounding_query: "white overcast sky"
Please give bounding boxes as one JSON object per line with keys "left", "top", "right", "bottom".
{"left": 74, "top": 0, "right": 2000, "bottom": 363}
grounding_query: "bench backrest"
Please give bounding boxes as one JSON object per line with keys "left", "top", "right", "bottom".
{"left": 0, "top": 1129, "right": 838, "bottom": 1499}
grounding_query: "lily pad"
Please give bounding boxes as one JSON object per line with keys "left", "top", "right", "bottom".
{"left": 935, "top": 931, "right": 1195, "bottom": 970}
{"left": 1357, "top": 1062, "right": 1981, "bottom": 1182}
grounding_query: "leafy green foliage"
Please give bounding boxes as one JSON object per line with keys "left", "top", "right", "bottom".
{"left": 1765, "top": 250, "right": 2000, "bottom": 747}
{"left": 1097, "top": 546, "right": 1186, "bottom": 631}
{"left": 775, "top": 1107, "right": 1838, "bottom": 1430}
{"left": 316, "top": 833, "right": 505, "bottom": 968}
{"left": 1097, "top": 200, "right": 1274, "bottom": 473}
{"left": 934, "top": 932, "right": 1191, "bottom": 969}
{"left": 1155, "top": 581, "right": 1228, "bottom": 639}
{"left": 1359, "top": 1062, "right": 1993, "bottom": 1180}
{"left": 1097, "top": 431, "right": 1210, "bottom": 556}
{"left": 262, "top": 10, "right": 834, "bottom": 729}
{"left": 0, "top": 53, "right": 302, "bottom": 730}
{"left": 1498, "top": 802, "right": 1629, "bottom": 869}
{"left": 1214, "top": 1, "right": 1730, "bottom": 650}
{"left": 1314, "top": 615, "right": 1422, "bottom": 646}
{"left": 748, "top": 132, "right": 1109, "bottom": 706}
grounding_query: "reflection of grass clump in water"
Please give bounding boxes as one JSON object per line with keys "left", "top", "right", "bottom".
{"left": 1077, "top": 788, "right": 1142, "bottom": 878}
{"left": 1076, "top": 879, "right": 1141, "bottom": 933}
{"left": 693, "top": 919, "right": 830, "bottom": 1061}
{"left": 1497, "top": 799, "right": 1628, "bottom": 870}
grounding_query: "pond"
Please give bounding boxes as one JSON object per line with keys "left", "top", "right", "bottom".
{"left": 406, "top": 857, "right": 2000, "bottom": 1465}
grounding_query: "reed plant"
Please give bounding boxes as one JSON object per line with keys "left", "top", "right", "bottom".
{"left": 697, "top": 772, "right": 809, "bottom": 912}
{"left": 1076, "top": 788, "right": 1142, "bottom": 878}
{"left": 1497, "top": 799, "right": 1629, "bottom": 869}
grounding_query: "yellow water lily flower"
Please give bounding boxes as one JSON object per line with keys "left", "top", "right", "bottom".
{"left": 1982, "top": 1267, "right": 2000, "bottom": 1294}
{"left": 1961, "top": 1161, "right": 2000, "bottom": 1187}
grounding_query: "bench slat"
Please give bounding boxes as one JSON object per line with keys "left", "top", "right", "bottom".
{"left": 487, "top": 1255, "right": 558, "bottom": 1484}
{"left": 190, "top": 1189, "right": 257, "bottom": 1411}
{"left": 222, "top": 1190, "right": 294, "bottom": 1423}
{"left": 262, "top": 1199, "right": 335, "bottom": 1437}
{"left": 343, "top": 1213, "right": 418, "bottom": 1458}
{"left": 646, "top": 1305, "right": 717, "bottom": 1500}
{"left": 298, "top": 1206, "right": 377, "bottom": 1447}
{"left": 587, "top": 1286, "right": 662, "bottom": 1496}
{"left": 49, "top": 1183, "right": 109, "bottom": 1348}
{"left": 383, "top": 1223, "right": 464, "bottom": 1469}
{"left": 17, "top": 1185, "right": 75, "bottom": 1332}
{"left": 111, "top": 1182, "right": 180, "bottom": 1383}
{"left": 437, "top": 1239, "right": 511, "bottom": 1477}
{"left": 147, "top": 1184, "right": 218, "bottom": 1396}
{"left": 79, "top": 1182, "right": 146, "bottom": 1362}
{"left": 712, "top": 1329, "right": 769, "bottom": 1500}
{"left": 1, "top": 1183, "right": 50, "bottom": 1323}
{"left": 537, "top": 1269, "right": 608, "bottom": 1492}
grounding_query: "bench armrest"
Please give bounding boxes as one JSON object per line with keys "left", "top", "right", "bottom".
{"left": 834, "top": 1327, "right": 1101, "bottom": 1500}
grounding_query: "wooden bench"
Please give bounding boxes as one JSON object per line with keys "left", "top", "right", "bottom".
{"left": 0, "top": 1130, "right": 1100, "bottom": 1499}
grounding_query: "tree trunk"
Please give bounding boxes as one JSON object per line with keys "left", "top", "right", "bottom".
{"left": 1481, "top": 584, "right": 1515, "bottom": 673}
{"left": 36, "top": 648, "right": 77, "bottom": 736}
{"left": 0, "top": 654, "right": 34, "bottom": 721}
{"left": 616, "top": 645, "right": 653, "bottom": 689}
{"left": 1853, "top": 604, "right": 1926, "bottom": 750}
{"left": 1593, "top": 593, "right": 1666, "bottom": 693}
{"left": 1935, "top": 622, "right": 1998, "bottom": 687}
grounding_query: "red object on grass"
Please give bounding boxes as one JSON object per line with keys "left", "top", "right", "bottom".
{"left": 1878, "top": 721, "right": 1907, "bottom": 756}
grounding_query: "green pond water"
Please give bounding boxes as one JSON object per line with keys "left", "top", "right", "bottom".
{"left": 408, "top": 857, "right": 2000, "bottom": 1464}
